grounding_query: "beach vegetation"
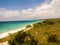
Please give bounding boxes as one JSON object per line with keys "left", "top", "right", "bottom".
{"left": 8, "top": 31, "right": 38, "bottom": 45}
{"left": 0, "top": 18, "right": 60, "bottom": 45}
{"left": 26, "top": 25, "right": 32, "bottom": 28}
{"left": 47, "top": 34, "right": 57, "bottom": 43}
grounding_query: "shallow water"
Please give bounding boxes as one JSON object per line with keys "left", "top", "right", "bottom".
{"left": 0, "top": 20, "right": 41, "bottom": 33}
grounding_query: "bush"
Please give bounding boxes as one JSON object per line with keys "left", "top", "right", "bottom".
{"left": 26, "top": 25, "right": 32, "bottom": 28}
{"left": 8, "top": 31, "right": 38, "bottom": 45}
{"left": 48, "top": 22, "right": 54, "bottom": 25}
{"left": 43, "top": 21, "right": 54, "bottom": 26}
{"left": 58, "top": 21, "right": 60, "bottom": 23}
{"left": 8, "top": 39, "right": 16, "bottom": 45}
{"left": 33, "top": 23, "right": 40, "bottom": 27}
{"left": 47, "top": 35, "right": 57, "bottom": 43}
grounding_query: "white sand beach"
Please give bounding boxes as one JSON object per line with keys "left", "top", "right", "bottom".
{"left": 0, "top": 27, "right": 25, "bottom": 39}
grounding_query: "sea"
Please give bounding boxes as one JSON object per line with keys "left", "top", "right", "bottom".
{"left": 0, "top": 20, "right": 41, "bottom": 33}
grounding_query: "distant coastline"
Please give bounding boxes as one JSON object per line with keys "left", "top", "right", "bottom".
{"left": 0, "top": 20, "right": 41, "bottom": 38}
{"left": 0, "top": 20, "right": 41, "bottom": 33}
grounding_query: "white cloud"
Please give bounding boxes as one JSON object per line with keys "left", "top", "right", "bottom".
{"left": 21, "top": 9, "right": 33, "bottom": 14}
{"left": 0, "top": 8, "right": 20, "bottom": 18}
{"left": 0, "top": 0, "right": 60, "bottom": 21}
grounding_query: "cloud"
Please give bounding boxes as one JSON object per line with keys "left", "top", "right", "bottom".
{"left": 0, "top": 0, "right": 60, "bottom": 21}
{"left": 21, "top": 9, "right": 33, "bottom": 14}
{"left": 0, "top": 8, "right": 20, "bottom": 18}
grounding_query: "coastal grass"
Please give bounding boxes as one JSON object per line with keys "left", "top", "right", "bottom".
{"left": 0, "top": 18, "right": 60, "bottom": 45}
{"left": 26, "top": 18, "right": 60, "bottom": 45}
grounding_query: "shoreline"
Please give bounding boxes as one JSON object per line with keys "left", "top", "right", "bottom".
{"left": 0, "top": 27, "right": 25, "bottom": 39}
{"left": 0, "top": 24, "right": 33, "bottom": 39}
{"left": 0, "top": 24, "right": 33, "bottom": 45}
{"left": 0, "top": 21, "right": 38, "bottom": 39}
{"left": 0, "top": 20, "right": 40, "bottom": 39}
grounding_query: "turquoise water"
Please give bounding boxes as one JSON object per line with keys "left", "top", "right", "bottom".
{"left": 0, "top": 20, "right": 41, "bottom": 33}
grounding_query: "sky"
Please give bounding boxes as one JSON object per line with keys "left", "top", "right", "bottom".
{"left": 0, "top": 0, "right": 60, "bottom": 21}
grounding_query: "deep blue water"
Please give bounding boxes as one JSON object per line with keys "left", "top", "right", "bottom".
{"left": 0, "top": 20, "right": 41, "bottom": 33}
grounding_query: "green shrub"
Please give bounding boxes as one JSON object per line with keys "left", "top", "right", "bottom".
{"left": 58, "top": 21, "right": 60, "bottom": 23}
{"left": 33, "top": 23, "right": 40, "bottom": 27}
{"left": 8, "top": 31, "right": 38, "bottom": 45}
{"left": 8, "top": 39, "right": 16, "bottom": 45}
{"left": 48, "top": 22, "right": 54, "bottom": 25}
{"left": 43, "top": 21, "right": 54, "bottom": 26}
{"left": 47, "top": 35, "right": 57, "bottom": 43}
{"left": 26, "top": 25, "right": 32, "bottom": 28}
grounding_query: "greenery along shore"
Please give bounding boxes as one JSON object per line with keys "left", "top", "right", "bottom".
{"left": 0, "top": 18, "right": 60, "bottom": 45}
